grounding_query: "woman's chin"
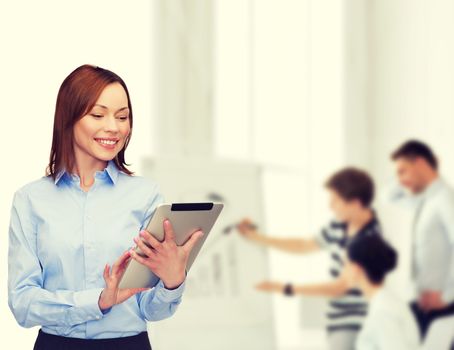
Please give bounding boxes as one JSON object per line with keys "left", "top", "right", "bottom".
{"left": 92, "top": 152, "right": 118, "bottom": 163}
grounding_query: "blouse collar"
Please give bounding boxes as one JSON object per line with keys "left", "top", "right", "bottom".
{"left": 54, "top": 160, "right": 119, "bottom": 186}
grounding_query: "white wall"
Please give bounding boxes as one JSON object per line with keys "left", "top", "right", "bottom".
{"left": 152, "top": 0, "right": 214, "bottom": 157}
{"left": 214, "top": 1, "right": 347, "bottom": 349}
{"left": 369, "top": 0, "right": 454, "bottom": 183}
{"left": 0, "top": 1, "right": 154, "bottom": 347}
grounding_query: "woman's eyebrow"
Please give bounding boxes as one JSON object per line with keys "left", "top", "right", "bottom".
{"left": 93, "top": 104, "right": 129, "bottom": 112}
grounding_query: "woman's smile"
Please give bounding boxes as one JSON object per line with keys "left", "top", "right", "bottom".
{"left": 94, "top": 137, "right": 120, "bottom": 150}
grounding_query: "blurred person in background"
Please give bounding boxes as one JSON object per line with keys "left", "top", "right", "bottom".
{"left": 391, "top": 140, "right": 454, "bottom": 339}
{"left": 237, "top": 167, "right": 381, "bottom": 350}
{"left": 345, "top": 234, "right": 420, "bottom": 350}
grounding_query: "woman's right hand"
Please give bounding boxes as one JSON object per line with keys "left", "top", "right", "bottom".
{"left": 98, "top": 250, "right": 149, "bottom": 311}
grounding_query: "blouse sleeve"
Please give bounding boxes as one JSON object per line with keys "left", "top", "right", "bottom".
{"left": 8, "top": 190, "right": 106, "bottom": 328}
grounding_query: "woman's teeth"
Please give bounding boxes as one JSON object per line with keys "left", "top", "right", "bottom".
{"left": 95, "top": 139, "right": 118, "bottom": 145}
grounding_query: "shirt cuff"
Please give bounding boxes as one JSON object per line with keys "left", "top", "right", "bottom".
{"left": 154, "top": 279, "right": 186, "bottom": 303}
{"left": 98, "top": 290, "right": 112, "bottom": 315}
{"left": 67, "top": 288, "right": 105, "bottom": 324}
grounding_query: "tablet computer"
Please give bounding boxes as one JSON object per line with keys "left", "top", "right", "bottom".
{"left": 119, "top": 202, "right": 224, "bottom": 289}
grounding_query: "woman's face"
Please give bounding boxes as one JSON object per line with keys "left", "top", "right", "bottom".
{"left": 73, "top": 83, "right": 131, "bottom": 165}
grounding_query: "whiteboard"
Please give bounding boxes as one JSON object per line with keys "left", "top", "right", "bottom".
{"left": 141, "top": 156, "right": 275, "bottom": 350}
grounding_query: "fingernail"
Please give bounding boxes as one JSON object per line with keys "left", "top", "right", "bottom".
{"left": 133, "top": 237, "right": 138, "bottom": 243}
{"left": 140, "top": 231, "right": 146, "bottom": 237}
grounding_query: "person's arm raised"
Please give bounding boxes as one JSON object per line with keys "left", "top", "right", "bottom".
{"left": 255, "top": 264, "right": 352, "bottom": 298}
{"left": 255, "top": 278, "right": 349, "bottom": 298}
{"left": 236, "top": 218, "right": 320, "bottom": 255}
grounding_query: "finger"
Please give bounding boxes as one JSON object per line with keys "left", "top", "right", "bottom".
{"left": 134, "top": 236, "right": 157, "bottom": 258}
{"left": 130, "top": 249, "right": 151, "bottom": 268}
{"left": 163, "top": 219, "right": 176, "bottom": 243}
{"left": 103, "top": 264, "right": 110, "bottom": 281}
{"left": 113, "top": 249, "right": 131, "bottom": 268}
{"left": 183, "top": 230, "right": 204, "bottom": 253}
{"left": 112, "top": 250, "right": 131, "bottom": 275}
{"left": 116, "top": 255, "right": 133, "bottom": 280}
{"left": 140, "top": 230, "right": 162, "bottom": 250}
{"left": 118, "top": 255, "right": 132, "bottom": 270}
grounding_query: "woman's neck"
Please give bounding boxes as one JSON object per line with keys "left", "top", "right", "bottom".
{"left": 72, "top": 152, "right": 107, "bottom": 191}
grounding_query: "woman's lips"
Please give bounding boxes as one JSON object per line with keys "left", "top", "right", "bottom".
{"left": 94, "top": 138, "right": 119, "bottom": 150}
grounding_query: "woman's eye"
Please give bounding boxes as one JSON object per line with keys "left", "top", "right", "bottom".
{"left": 117, "top": 116, "right": 129, "bottom": 121}
{"left": 91, "top": 114, "right": 103, "bottom": 119}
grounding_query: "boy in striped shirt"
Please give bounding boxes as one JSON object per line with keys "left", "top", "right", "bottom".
{"left": 237, "top": 167, "right": 382, "bottom": 350}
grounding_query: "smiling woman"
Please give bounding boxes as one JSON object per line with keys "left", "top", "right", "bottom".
{"left": 47, "top": 65, "right": 134, "bottom": 184}
{"left": 7, "top": 65, "right": 202, "bottom": 350}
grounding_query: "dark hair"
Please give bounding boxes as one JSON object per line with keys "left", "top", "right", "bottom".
{"left": 46, "top": 64, "right": 134, "bottom": 180}
{"left": 391, "top": 140, "right": 438, "bottom": 170}
{"left": 325, "top": 167, "right": 374, "bottom": 207}
{"left": 347, "top": 235, "right": 397, "bottom": 284}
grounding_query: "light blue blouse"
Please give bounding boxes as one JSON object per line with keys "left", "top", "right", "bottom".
{"left": 8, "top": 160, "right": 185, "bottom": 339}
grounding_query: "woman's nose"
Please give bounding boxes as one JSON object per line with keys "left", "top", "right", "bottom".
{"left": 104, "top": 115, "right": 119, "bottom": 132}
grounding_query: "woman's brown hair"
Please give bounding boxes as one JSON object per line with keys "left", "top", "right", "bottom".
{"left": 46, "top": 64, "right": 134, "bottom": 180}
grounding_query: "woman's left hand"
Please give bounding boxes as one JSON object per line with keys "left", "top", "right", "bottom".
{"left": 130, "top": 219, "right": 203, "bottom": 289}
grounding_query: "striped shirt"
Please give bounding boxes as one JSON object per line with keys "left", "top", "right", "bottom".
{"left": 315, "top": 215, "right": 382, "bottom": 333}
